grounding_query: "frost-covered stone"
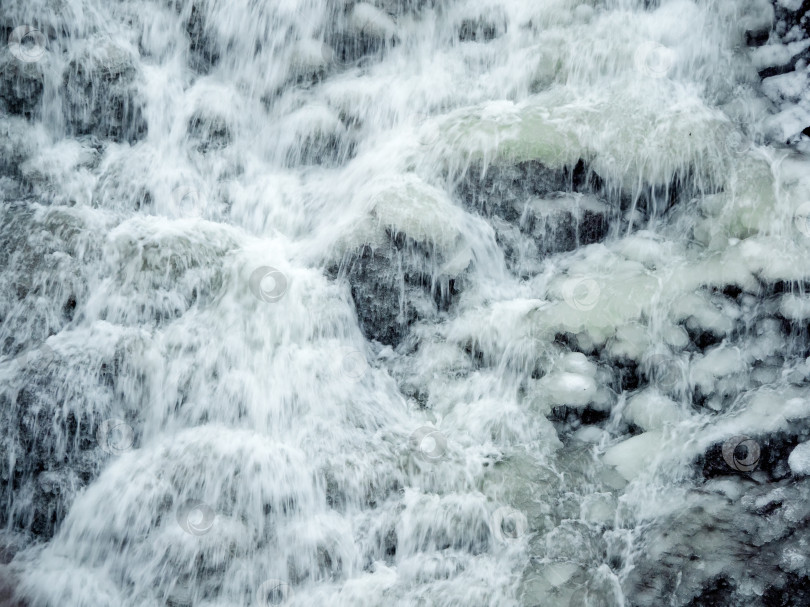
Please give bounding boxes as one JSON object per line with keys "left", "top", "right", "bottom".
{"left": 559, "top": 351, "right": 597, "bottom": 376}
{"left": 691, "top": 345, "right": 747, "bottom": 397}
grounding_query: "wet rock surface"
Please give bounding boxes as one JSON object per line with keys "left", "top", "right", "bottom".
{"left": 184, "top": 2, "right": 220, "bottom": 73}
{"left": 330, "top": 234, "right": 459, "bottom": 347}
{"left": 457, "top": 161, "right": 611, "bottom": 274}
{"left": 457, "top": 15, "right": 507, "bottom": 42}
{"left": 0, "top": 56, "right": 44, "bottom": 119}
{"left": 187, "top": 111, "right": 232, "bottom": 153}
{"left": 61, "top": 41, "right": 147, "bottom": 143}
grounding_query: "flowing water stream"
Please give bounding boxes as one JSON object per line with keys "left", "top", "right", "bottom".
{"left": 2, "top": 0, "right": 810, "bottom": 605}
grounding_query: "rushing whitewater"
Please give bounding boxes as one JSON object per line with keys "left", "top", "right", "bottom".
{"left": 2, "top": 0, "right": 810, "bottom": 604}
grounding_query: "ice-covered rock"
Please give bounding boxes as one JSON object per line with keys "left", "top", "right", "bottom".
{"left": 329, "top": 176, "right": 473, "bottom": 345}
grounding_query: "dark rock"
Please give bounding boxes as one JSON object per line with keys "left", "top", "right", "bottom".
{"left": 458, "top": 160, "right": 573, "bottom": 216}
{"left": 762, "top": 572, "right": 810, "bottom": 607}
{"left": 686, "top": 576, "right": 736, "bottom": 607}
{"left": 0, "top": 56, "right": 44, "bottom": 118}
{"left": 550, "top": 405, "right": 611, "bottom": 426}
{"left": 284, "top": 127, "right": 355, "bottom": 168}
{"left": 162, "top": 0, "right": 221, "bottom": 73}
{"left": 519, "top": 194, "right": 610, "bottom": 255}
{"left": 187, "top": 111, "right": 232, "bottom": 153}
{"left": 698, "top": 428, "right": 810, "bottom": 481}
{"left": 185, "top": 2, "right": 220, "bottom": 73}
{"left": 745, "top": 28, "right": 771, "bottom": 47}
{"left": 332, "top": 235, "right": 459, "bottom": 347}
{"left": 615, "top": 360, "right": 642, "bottom": 392}
{"left": 322, "top": 2, "right": 400, "bottom": 69}
{"left": 626, "top": 479, "right": 810, "bottom": 606}
{"left": 457, "top": 161, "right": 610, "bottom": 275}
{"left": 719, "top": 284, "right": 744, "bottom": 300}
{"left": 686, "top": 326, "right": 724, "bottom": 350}
{"left": 756, "top": 0, "right": 810, "bottom": 80}
{"left": 0, "top": 386, "right": 103, "bottom": 540}
{"left": 61, "top": 41, "right": 148, "bottom": 143}
{"left": 458, "top": 16, "right": 506, "bottom": 42}
{"left": 758, "top": 45, "right": 810, "bottom": 79}
{"left": 0, "top": 206, "right": 144, "bottom": 542}
{"left": 372, "top": 0, "right": 439, "bottom": 15}
{"left": 700, "top": 438, "right": 764, "bottom": 479}
{"left": 326, "top": 30, "right": 394, "bottom": 68}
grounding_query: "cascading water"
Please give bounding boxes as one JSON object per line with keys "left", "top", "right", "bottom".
{"left": 2, "top": 0, "right": 810, "bottom": 604}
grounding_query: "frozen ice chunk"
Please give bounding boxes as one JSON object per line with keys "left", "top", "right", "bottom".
{"left": 606, "top": 323, "right": 650, "bottom": 361}
{"left": 788, "top": 442, "right": 810, "bottom": 476}
{"left": 671, "top": 292, "right": 735, "bottom": 337}
{"left": 543, "top": 562, "right": 579, "bottom": 587}
{"left": 764, "top": 104, "right": 810, "bottom": 141}
{"left": 539, "top": 371, "right": 597, "bottom": 407}
{"left": 780, "top": 294, "right": 810, "bottom": 320}
{"left": 572, "top": 426, "right": 604, "bottom": 443}
{"left": 625, "top": 389, "right": 684, "bottom": 430}
{"left": 602, "top": 431, "right": 663, "bottom": 480}
{"left": 750, "top": 39, "right": 810, "bottom": 71}
{"left": 559, "top": 352, "right": 597, "bottom": 377}
{"left": 691, "top": 345, "right": 747, "bottom": 395}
